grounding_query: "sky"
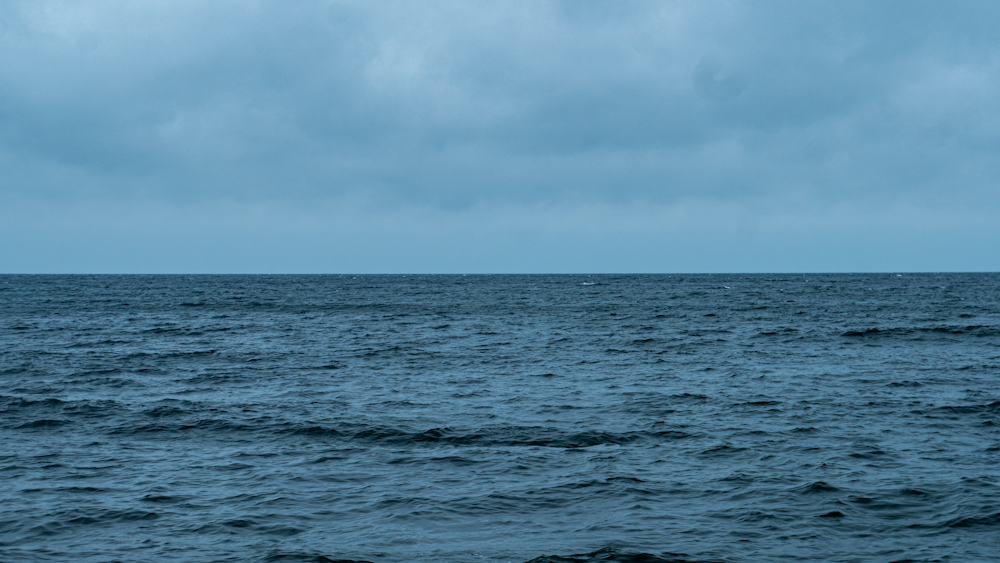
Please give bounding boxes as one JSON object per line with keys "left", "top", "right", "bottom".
{"left": 1, "top": 0, "right": 999, "bottom": 273}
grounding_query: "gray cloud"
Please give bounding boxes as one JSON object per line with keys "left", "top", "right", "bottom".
{"left": 1, "top": 0, "right": 999, "bottom": 271}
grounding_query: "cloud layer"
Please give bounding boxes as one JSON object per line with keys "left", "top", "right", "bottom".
{"left": 2, "top": 1, "right": 999, "bottom": 271}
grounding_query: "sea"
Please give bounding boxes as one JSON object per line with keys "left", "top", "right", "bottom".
{"left": 1, "top": 274, "right": 999, "bottom": 563}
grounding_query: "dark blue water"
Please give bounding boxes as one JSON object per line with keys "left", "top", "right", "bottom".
{"left": 2, "top": 274, "right": 999, "bottom": 563}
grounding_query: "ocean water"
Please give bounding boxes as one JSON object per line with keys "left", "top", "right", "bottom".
{"left": 1, "top": 274, "right": 999, "bottom": 563}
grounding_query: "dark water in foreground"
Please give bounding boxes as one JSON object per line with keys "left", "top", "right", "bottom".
{"left": 1, "top": 274, "right": 999, "bottom": 563}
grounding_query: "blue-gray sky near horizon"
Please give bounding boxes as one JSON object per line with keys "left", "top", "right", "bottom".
{"left": 1, "top": 0, "right": 998, "bottom": 273}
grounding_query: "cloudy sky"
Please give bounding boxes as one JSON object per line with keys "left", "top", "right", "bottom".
{"left": 1, "top": 0, "right": 998, "bottom": 272}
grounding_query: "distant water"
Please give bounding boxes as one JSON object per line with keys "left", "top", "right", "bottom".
{"left": 2, "top": 274, "right": 999, "bottom": 563}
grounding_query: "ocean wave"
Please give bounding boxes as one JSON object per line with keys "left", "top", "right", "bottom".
{"left": 288, "top": 424, "right": 693, "bottom": 448}
{"left": 841, "top": 325, "right": 1000, "bottom": 338}
{"left": 525, "top": 547, "right": 718, "bottom": 563}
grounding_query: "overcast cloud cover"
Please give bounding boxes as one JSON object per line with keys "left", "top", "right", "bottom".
{"left": 1, "top": 0, "right": 999, "bottom": 272}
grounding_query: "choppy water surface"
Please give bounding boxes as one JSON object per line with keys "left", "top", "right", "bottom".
{"left": 2, "top": 274, "right": 999, "bottom": 563}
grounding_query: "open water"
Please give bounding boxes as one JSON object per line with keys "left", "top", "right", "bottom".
{"left": 1, "top": 274, "right": 999, "bottom": 563}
